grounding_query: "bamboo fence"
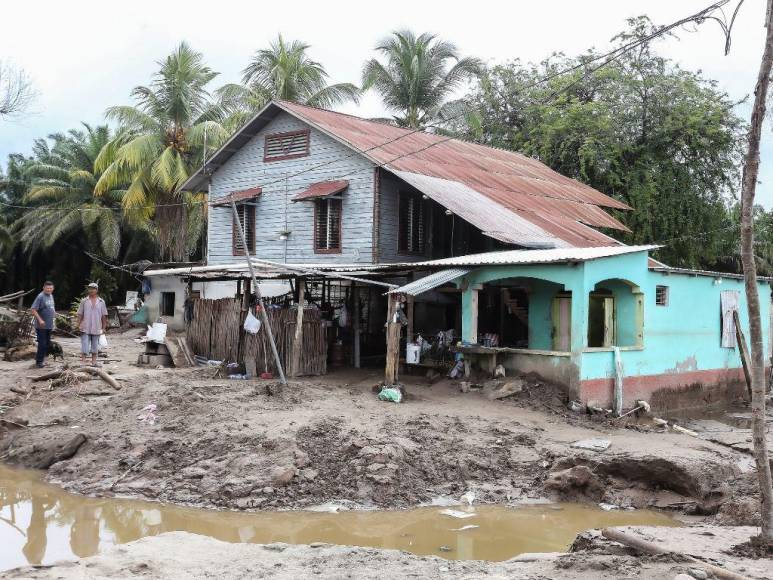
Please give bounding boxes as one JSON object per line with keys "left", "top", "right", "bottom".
{"left": 186, "top": 298, "right": 327, "bottom": 376}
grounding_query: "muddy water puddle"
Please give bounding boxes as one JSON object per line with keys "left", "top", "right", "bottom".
{"left": 0, "top": 465, "right": 678, "bottom": 570}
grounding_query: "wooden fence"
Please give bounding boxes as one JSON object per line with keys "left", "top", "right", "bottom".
{"left": 186, "top": 297, "right": 327, "bottom": 376}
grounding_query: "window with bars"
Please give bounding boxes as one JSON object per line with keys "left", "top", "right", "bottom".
{"left": 314, "top": 198, "right": 342, "bottom": 253}
{"left": 655, "top": 285, "right": 669, "bottom": 306}
{"left": 232, "top": 203, "right": 255, "bottom": 256}
{"left": 264, "top": 129, "right": 310, "bottom": 161}
{"left": 398, "top": 191, "right": 425, "bottom": 253}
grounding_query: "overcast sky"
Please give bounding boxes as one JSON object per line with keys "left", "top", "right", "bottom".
{"left": 2, "top": 0, "right": 772, "bottom": 205}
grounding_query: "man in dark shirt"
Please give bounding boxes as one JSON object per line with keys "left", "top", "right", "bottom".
{"left": 30, "top": 281, "right": 56, "bottom": 368}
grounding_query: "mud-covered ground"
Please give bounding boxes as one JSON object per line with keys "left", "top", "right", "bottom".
{"left": 4, "top": 525, "right": 771, "bottom": 580}
{"left": 0, "top": 331, "right": 765, "bottom": 525}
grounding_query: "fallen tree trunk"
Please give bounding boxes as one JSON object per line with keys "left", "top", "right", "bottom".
{"left": 601, "top": 528, "right": 750, "bottom": 580}
{"left": 28, "top": 366, "right": 121, "bottom": 390}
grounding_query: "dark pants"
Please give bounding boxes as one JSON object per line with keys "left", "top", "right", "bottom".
{"left": 35, "top": 328, "right": 51, "bottom": 365}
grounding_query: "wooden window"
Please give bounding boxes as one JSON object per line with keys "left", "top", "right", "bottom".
{"left": 232, "top": 203, "right": 255, "bottom": 256}
{"left": 314, "top": 198, "right": 342, "bottom": 253}
{"left": 655, "top": 285, "right": 669, "bottom": 306}
{"left": 160, "top": 292, "right": 176, "bottom": 316}
{"left": 398, "top": 192, "right": 425, "bottom": 253}
{"left": 264, "top": 129, "right": 310, "bottom": 162}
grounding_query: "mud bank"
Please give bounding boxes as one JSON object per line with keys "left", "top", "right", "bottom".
{"left": 4, "top": 525, "right": 771, "bottom": 580}
{"left": 0, "top": 333, "right": 763, "bottom": 520}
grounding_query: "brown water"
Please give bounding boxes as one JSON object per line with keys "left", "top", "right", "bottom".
{"left": 0, "top": 465, "right": 678, "bottom": 570}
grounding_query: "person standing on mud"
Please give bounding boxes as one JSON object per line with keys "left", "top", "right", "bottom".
{"left": 30, "top": 281, "right": 56, "bottom": 368}
{"left": 76, "top": 282, "right": 108, "bottom": 367}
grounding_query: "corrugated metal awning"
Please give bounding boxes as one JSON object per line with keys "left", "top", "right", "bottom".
{"left": 388, "top": 268, "right": 470, "bottom": 296}
{"left": 415, "top": 245, "right": 658, "bottom": 267}
{"left": 211, "top": 186, "right": 263, "bottom": 206}
{"left": 292, "top": 179, "right": 349, "bottom": 201}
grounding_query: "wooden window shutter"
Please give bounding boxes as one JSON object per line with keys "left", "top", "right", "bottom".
{"left": 264, "top": 129, "right": 310, "bottom": 161}
{"left": 398, "top": 192, "right": 424, "bottom": 254}
{"left": 232, "top": 204, "right": 255, "bottom": 256}
{"left": 314, "top": 198, "right": 342, "bottom": 253}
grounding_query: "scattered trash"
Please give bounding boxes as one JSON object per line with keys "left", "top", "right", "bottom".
{"left": 450, "top": 524, "right": 480, "bottom": 532}
{"left": 459, "top": 381, "right": 471, "bottom": 393}
{"left": 378, "top": 386, "right": 403, "bottom": 403}
{"left": 137, "top": 404, "right": 158, "bottom": 425}
{"left": 98, "top": 333, "right": 109, "bottom": 351}
{"left": 260, "top": 372, "right": 274, "bottom": 380}
{"left": 571, "top": 438, "right": 611, "bottom": 452}
{"left": 142, "top": 322, "right": 167, "bottom": 344}
{"left": 228, "top": 374, "right": 249, "bottom": 380}
{"left": 439, "top": 508, "right": 476, "bottom": 519}
{"left": 243, "top": 311, "right": 261, "bottom": 335}
{"left": 448, "top": 359, "right": 464, "bottom": 379}
{"left": 438, "top": 545, "right": 453, "bottom": 552}
{"left": 494, "top": 364, "right": 506, "bottom": 378}
{"left": 598, "top": 503, "right": 619, "bottom": 511}
{"left": 567, "top": 400, "right": 584, "bottom": 412}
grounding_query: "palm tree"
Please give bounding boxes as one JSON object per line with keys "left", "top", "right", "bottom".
{"left": 361, "top": 30, "right": 483, "bottom": 129}
{"left": 15, "top": 124, "right": 124, "bottom": 259}
{"left": 217, "top": 35, "right": 360, "bottom": 130}
{"left": 95, "top": 42, "right": 228, "bottom": 261}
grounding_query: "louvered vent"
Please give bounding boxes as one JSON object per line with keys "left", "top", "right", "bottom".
{"left": 314, "top": 198, "right": 342, "bottom": 253}
{"left": 264, "top": 130, "right": 310, "bottom": 161}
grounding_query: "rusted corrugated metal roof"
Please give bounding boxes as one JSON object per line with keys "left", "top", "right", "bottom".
{"left": 211, "top": 186, "right": 262, "bottom": 206}
{"left": 292, "top": 179, "right": 349, "bottom": 201}
{"left": 279, "top": 102, "right": 629, "bottom": 248}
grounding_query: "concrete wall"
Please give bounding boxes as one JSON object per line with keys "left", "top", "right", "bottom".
{"left": 456, "top": 250, "right": 773, "bottom": 408}
{"left": 143, "top": 275, "right": 188, "bottom": 330}
{"left": 207, "top": 111, "right": 376, "bottom": 265}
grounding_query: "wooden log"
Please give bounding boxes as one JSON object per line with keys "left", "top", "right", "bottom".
{"left": 74, "top": 366, "right": 121, "bottom": 390}
{"left": 290, "top": 278, "right": 305, "bottom": 378}
{"left": 10, "top": 386, "right": 29, "bottom": 395}
{"left": 384, "top": 296, "right": 401, "bottom": 385}
{"left": 733, "top": 309, "right": 753, "bottom": 400}
{"left": 601, "top": 528, "right": 751, "bottom": 580}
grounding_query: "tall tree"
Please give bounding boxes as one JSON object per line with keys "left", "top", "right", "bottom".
{"left": 95, "top": 42, "right": 228, "bottom": 261}
{"left": 361, "top": 30, "right": 482, "bottom": 128}
{"left": 455, "top": 17, "right": 744, "bottom": 269}
{"left": 738, "top": 0, "right": 773, "bottom": 545}
{"left": 16, "top": 124, "right": 123, "bottom": 259}
{"left": 217, "top": 35, "right": 360, "bottom": 130}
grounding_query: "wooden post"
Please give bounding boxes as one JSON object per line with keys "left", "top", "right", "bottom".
{"left": 385, "top": 296, "right": 401, "bottom": 385}
{"left": 734, "top": 309, "right": 753, "bottom": 400}
{"left": 353, "top": 284, "right": 361, "bottom": 369}
{"left": 470, "top": 287, "right": 480, "bottom": 344}
{"left": 290, "top": 278, "right": 305, "bottom": 378}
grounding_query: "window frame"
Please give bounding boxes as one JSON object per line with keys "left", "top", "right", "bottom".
{"left": 263, "top": 129, "right": 311, "bottom": 162}
{"left": 397, "top": 191, "right": 425, "bottom": 254}
{"left": 160, "top": 292, "right": 176, "bottom": 317}
{"left": 313, "top": 197, "right": 343, "bottom": 254}
{"left": 655, "top": 285, "right": 669, "bottom": 306}
{"left": 231, "top": 202, "right": 256, "bottom": 256}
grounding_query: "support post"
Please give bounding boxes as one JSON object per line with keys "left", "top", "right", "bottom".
{"left": 385, "top": 296, "right": 401, "bottom": 385}
{"left": 290, "top": 277, "right": 305, "bottom": 378}
{"left": 230, "top": 199, "right": 287, "bottom": 386}
{"left": 406, "top": 295, "right": 415, "bottom": 344}
{"left": 734, "top": 309, "right": 754, "bottom": 400}
{"left": 353, "top": 283, "right": 361, "bottom": 369}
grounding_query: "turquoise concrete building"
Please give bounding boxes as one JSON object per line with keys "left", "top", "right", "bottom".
{"left": 399, "top": 245, "right": 772, "bottom": 411}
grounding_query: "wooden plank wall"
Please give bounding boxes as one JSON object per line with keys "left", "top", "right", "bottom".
{"left": 186, "top": 298, "right": 327, "bottom": 376}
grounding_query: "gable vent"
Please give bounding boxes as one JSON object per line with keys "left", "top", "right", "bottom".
{"left": 264, "top": 129, "right": 310, "bottom": 161}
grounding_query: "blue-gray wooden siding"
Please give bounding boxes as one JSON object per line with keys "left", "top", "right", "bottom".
{"left": 377, "top": 171, "right": 431, "bottom": 263}
{"left": 207, "top": 112, "right": 376, "bottom": 265}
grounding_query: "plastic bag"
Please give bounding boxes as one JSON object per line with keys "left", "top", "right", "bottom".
{"left": 243, "top": 311, "right": 261, "bottom": 335}
{"left": 98, "top": 333, "right": 109, "bottom": 350}
{"left": 378, "top": 386, "right": 403, "bottom": 403}
{"left": 146, "top": 322, "right": 167, "bottom": 344}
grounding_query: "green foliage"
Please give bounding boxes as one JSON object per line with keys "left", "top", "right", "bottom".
{"left": 216, "top": 35, "right": 360, "bottom": 132}
{"left": 96, "top": 42, "right": 228, "bottom": 261}
{"left": 454, "top": 17, "right": 745, "bottom": 269}
{"left": 361, "top": 30, "right": 483, "bottom": 129}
